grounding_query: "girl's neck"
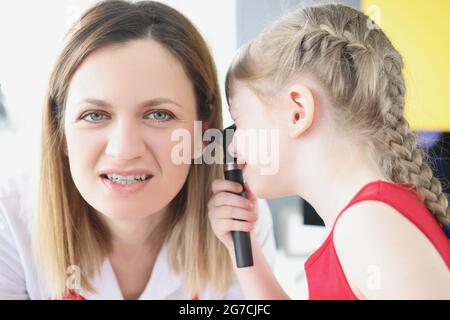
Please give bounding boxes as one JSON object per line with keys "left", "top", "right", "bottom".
{"left": 296, "top": 142, "right": 387, "bottom": 231}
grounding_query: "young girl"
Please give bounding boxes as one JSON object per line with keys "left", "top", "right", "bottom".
{"left": 209, "top": 4, "right": 450, "bottom": 299}
{"left": 0, "top": 0, "right": 275, "bottom": 299}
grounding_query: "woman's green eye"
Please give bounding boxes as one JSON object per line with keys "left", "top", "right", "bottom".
{"left": 80, "top": 111, "right": 173, "bottom": 123}
{"left": 82, "top": 112, "right": 106, "bottom": 122}
{"left": 147, "top": 111, "right": 173, "bottom": 122}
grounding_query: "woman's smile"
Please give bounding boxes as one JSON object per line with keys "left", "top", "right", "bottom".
{"left": 100, "top": 174, "right": 153, "bottom": 195}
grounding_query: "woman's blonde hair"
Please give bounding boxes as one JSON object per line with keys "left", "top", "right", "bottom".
{"left": 35, "top": 0, "right": 232, "bottom": 299}
{"left": 226, "top": 4, "right": 450, "bottom": 227}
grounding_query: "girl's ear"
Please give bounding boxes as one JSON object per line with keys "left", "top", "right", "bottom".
{"left": 287, "top": 85, "right": 315, "bottom": 138}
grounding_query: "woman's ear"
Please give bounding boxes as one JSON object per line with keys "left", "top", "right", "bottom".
{"left": 287, "top": 85, "right": 315, "bottom": 138}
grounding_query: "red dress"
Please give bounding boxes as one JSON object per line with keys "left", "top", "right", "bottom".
{"left": 304, "top": 180, "right": 450, "bottom": 300}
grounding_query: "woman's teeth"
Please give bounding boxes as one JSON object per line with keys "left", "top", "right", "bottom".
{"left": 105, "top": 174, "right": 150, "bottom": 185}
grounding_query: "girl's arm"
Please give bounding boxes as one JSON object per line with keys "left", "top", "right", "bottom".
{"left": 208, "top": 179, "right": 290, "bottom": 300}
{"left": 228, "top": 233, "right": 290, "bottom": 300}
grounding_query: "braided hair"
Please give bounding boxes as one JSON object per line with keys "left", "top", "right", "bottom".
{"left": 226, "top": 4, "right": 450, "bottom": 234}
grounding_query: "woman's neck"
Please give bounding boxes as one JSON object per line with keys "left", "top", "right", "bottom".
{"left": 102, "top": 209, "right": 168, "bottom": 258}
{"left": 98, "top": 209, "right": 170, "bottom": 300}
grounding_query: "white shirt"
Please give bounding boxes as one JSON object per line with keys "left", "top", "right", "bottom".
{"left": 0, "top": 172, "right": 276, "bottom": 300}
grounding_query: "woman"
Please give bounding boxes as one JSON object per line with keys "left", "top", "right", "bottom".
{"left": 0, "top": 0, "right": 275, "bottom": 299}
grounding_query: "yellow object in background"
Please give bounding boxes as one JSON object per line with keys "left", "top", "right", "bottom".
{"left": 362, "top": 0, "right": 450, "bottom": 131}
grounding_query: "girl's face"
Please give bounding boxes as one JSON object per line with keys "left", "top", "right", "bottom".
{"left": 64, "top": 39, "right": 197, "bottom": 220}
{"left": 229, "top": 82, "right": 295, "bottom": 199}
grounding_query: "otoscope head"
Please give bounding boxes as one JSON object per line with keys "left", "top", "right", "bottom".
{"left": 223, "top": 124, "right": 236, "bottom": 164}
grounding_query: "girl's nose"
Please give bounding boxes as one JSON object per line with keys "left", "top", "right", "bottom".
{"left": 105, "top": 121, "right": 146, "bottom": 161}
{"left": 229, "top": 130, "right": 239, "bottom": 159}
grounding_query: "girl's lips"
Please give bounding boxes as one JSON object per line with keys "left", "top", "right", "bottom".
{"left": 100, "top": 175, "right": 152, "bottom": 195}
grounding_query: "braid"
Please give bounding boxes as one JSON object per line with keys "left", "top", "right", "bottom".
{"left": 303, "top": 8, "right": 450, "bottom": 227}
{"left": 378, "top": 54, "right": 450, "bottom": 226}
{"left": 227, "top": 3, "right": 450, "bottom": 230}
{"left": 298, "top": 26, "right": 367, "bottom": 106}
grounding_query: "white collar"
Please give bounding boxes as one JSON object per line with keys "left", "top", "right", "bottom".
{"left": 80, "top": 243, "right": 184, "bottom": 300}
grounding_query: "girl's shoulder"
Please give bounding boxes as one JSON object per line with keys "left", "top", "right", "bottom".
{"left": 333, "top": 181, "right": 450, "bottom": 299}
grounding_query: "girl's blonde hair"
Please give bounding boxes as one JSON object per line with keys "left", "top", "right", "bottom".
{"left": 35, "top": 0, "right": 232, "bottom": 299}
{"left": 226, "top": 4, "right": 450, "bottom": 227}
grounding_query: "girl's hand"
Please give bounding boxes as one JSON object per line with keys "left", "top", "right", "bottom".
{"left": 208, "top": 180, "right": 290, "bottom": 300}
{"left": 208, "top": 179, "right": 258, "bottom": 252}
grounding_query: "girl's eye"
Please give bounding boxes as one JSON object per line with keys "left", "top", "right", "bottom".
{"left": 146, "top": 110, "right": 174, "bottom": 122}
{"left": 81, "top": 112, "right": 108, "bottom": 123}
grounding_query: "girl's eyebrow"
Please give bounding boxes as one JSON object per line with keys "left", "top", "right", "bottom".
{"left": 76, "top": 97, "right": 184, "bottom": 109}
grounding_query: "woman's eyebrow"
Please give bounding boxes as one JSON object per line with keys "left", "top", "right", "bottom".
{"left": 76, "top": 97, "right": 184, "bottom": 109}
{"left": 140, "top": 98, "right": 183, "bottom": 109}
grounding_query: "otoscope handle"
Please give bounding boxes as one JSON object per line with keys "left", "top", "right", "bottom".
{"left": 224, "top": 169, "right": 254, "bottom": 268}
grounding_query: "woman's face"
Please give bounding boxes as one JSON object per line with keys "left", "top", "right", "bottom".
{"left": 64, "top": 39, "right": 197, "bottom": 220}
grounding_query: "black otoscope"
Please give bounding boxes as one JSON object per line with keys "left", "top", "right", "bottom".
{"left": 223, "top": 124, "right": 254, "bottom": 268}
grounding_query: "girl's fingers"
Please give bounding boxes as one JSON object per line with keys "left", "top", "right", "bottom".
{"left": 209, "top": 180, "right": 259, "bottom": 251}
{"left": 211, "top": 206, "right": 257, "bottom": 222}
{"left": 208, "top": 191, "right": 254, "bottom": 211}
{"left": 211, "top": 179, "right": 243, "bottom": 194}
{"left": 243, "top": 182, "right": 257, "bottom": 203}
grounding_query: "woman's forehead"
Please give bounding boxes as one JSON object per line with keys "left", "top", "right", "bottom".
{"left": 66, "top": 39, "right": 196, "bottom": 111}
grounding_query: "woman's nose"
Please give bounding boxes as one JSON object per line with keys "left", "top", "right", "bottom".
{"left": 105, "top": 121, "right": 146, "bottom": 161}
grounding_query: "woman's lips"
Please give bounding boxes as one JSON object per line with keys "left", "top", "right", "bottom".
{"left": 100, "top": 175, "right": 152, "bottom": 195}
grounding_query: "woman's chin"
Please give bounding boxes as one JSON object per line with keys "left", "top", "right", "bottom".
{"left": 98, "top": 211, "right": 148, "bottom": 221}
{"left": 94, "top": 203, "right": 166, "bottom": 221}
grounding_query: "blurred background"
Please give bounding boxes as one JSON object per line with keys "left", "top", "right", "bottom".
{"left": 0, "top": 0, "right": 449, "bottom": 299}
